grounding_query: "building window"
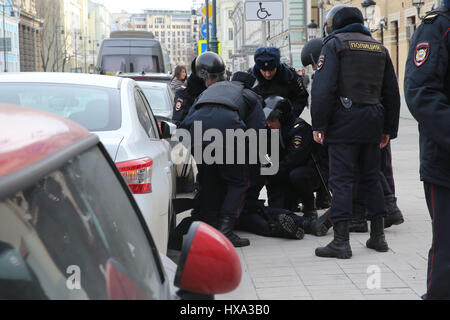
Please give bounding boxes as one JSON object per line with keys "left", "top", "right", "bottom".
{"left": 228, "top": 28, "right": 233, "bottom": 41}
{"left": 155, "top": 17, "right": 164, "bottom": 24}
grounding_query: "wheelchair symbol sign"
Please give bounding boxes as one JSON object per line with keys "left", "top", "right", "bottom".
{"left": 245, "top": 1, "right": 283, "bottom": 21}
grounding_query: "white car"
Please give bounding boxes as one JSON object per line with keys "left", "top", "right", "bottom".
{"left": 0, "top": 73, "right": 176, "bottom": 254}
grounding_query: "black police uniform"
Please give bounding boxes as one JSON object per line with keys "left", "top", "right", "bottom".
{"left": 180, "top": 80, "right": 265, "bottom": 229}
{"left": 266, "top": 117, "right": 321, "bottom": 216}
{"left": 312, "top": 25, "right": 400, "bottom": 225}
{"left": 404, "top": 6, "right": 450, "bottom": 300}
{"left": 252, "top": 63, "right": 309, "bottom": 118}
{"left": 172, "top": 73, "right": 206, "bottom": 126}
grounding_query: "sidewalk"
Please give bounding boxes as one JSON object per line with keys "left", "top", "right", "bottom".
{"left": 216, "top": 115, "right": 431, "bottom": 300}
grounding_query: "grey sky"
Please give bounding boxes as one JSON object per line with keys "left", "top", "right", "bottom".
{"left": 94, "top": 0, "right": 193, "bottom": 14}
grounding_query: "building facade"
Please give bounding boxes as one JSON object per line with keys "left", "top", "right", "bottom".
{"left": 18, "top": 0, "right": 43, "bottom": 71}
{"left": 230, "top": 0, "right": 308, "bottom": 72}
{"left": 87, "top": 0, "right": 111, "bottom": 73}
{"left": 0, "top": 0, "right": 20, "bottom": 72}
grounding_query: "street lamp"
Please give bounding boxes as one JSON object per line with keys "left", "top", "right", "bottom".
{"left": 88, "top": 39, "right": 100, "bottom": 73}
{"left": 412, "top": 0, "right": 425, "bottom": 20}
{"left": 307, "top": 19, "right": 319, "bottom": 40}
{"left": 361, "top": 0, "right": 377, "bottom": 28}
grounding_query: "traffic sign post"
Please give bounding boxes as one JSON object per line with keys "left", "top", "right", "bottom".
{"left": 244, "top": 1, "right": 284, "bottom": 21}
{"left": 201, "top": 3, "right": 213, "bottom": 18}
{"left": 198, "top": 40, "right": 221, "bottom": 56}
{"left": 201, "top": 23, "right": 213, "bottom": 39}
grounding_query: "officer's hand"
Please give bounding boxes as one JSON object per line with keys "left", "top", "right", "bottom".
{"left": 380, "top": 134, "right": 390, "bottom": 149}
{"left": 313, "top": 131, "right": 325, "bottom": 145}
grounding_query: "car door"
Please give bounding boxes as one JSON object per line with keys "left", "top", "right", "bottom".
{"left": 133, "top": 87, "right": 172, "bottom": 239}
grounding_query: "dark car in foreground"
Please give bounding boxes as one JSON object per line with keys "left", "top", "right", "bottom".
{"left": 0, "top": 104, "right": 241, "bottom": 300}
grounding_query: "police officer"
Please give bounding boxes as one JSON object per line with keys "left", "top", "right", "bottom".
{"left": 264, "top": 98, "right": 322, "bottom": 218}
{"left": 172, "top": 57, "right": 207, "bottom": 126}
{"left": 404, "top": 0, "right": 450, "bottom": 300}
{"left": 180, "top": 51, "right": 266, "bottom": 247}
{"left": 311, "top": 5, "right": 400, "bottom": 259}
{"left": 251, "top": 47, "right": 309, "bottom": 118}
{"left": 303, "top": 37, "right": 403, "bottom": 230}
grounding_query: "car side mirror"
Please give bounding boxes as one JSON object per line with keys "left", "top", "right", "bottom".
{"left": 159, "top": 120, "right": 175, "bottom": 139}
{"left": 174, "top": 222, "right": 242, "bottom": 299}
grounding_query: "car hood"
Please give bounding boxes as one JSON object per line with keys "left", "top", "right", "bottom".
{"left": 92, "top": 132, "right": 124, "bottom": 161}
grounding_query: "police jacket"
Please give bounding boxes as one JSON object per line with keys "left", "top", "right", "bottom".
{"left": 404, "top": 7, "right": 450, "bottom": 189}
{"left": 252, "top": 63, "right": 309, "bottom": 118}
{"left": 272, "top": 117, "right": 315, "bottom": 179}
{"left": 180, "top": 80, "right": 266, "bottom": 151}
{"left": 172, "top": 73, "right": 206, "bottom": 126}
{"left": 311, "top": 23, "right": 400, "bottom": 144}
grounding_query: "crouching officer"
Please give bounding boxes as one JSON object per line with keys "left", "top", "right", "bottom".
{"left": 172, "top": 57, "right": 207, "bottom": 126}
{"left": 404, "top": 0, "right": 450, "bottom": 300}
{"left": 311, "top": 4, "right": 400, "bottom": 259}
{"left": 251, "top": 47, "right": 309, "bottom": 118}
{"left": 265, "top": 98, "right": 322, "bottom": 218}
{"left": 180, "top": 51, "right": 265, "bottom": 247}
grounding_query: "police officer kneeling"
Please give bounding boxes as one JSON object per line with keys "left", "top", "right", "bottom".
{"left": 181, "top": 52, "right": 265, "bottom": 247}
{"left": 311, "top": 5, "right": 400, "bottom": 259}
{"left": 265, "top": 98, "right": 322, "bottom": 219}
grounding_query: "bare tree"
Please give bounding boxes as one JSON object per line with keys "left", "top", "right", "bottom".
{"left": 35, "top": 0, "right": 68, "bottom": 71}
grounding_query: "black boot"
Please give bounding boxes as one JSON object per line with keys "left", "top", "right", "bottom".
{"left": 384, "top": 195, "right": 404, "bottom": 228}
{"left": 218, "top": 216, "right": 250, "bottom": 247}
{"left": 303, "top": 209, "right": 332, "bottom": 237}
{"left": 349, "top": 203, "right": 368, "bottom": 233}
{"left": 315, "top": 221, "right": 352, "bottom": 259}
{"left": 315, "top": 189, "right": 331, "bottom": 210}
{"left": 271, "top": 214, "right": 304, "bottom": 240}
{"left": 366, "top": 217, "right": 389, "bottom": 252}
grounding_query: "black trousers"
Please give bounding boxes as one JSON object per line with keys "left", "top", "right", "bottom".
{"left": 424, "top": 182, "right": 450, "bottom": 300}
{"left": 196, "top": 163, "right": 249, "bottom": 226}
{"left": 328, "top": 143, "right": 386, "bottom": 224}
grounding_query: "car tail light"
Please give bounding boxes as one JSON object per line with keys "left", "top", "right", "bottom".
{"left": 116, "top": 157, "right": 153, "bottom": 194}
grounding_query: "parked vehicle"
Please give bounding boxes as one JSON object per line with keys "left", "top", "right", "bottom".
{"left": 116, "top": 72, "right": 172, "bottom": 86}
{"left": 136, "top": 81, "right": 174, "bottom": 121}
{"left": 0, "top": 104, "right": 242, "bottom": 300}
{"left": 97, "top": 31, "right": 171, "bottom": 75}
{"left": 0, "top": 73, "right": 176, "bottom": 254}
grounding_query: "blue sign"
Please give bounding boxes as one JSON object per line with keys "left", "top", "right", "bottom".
{"left": 201, "top": 23, "right": 213, "bottom": 39}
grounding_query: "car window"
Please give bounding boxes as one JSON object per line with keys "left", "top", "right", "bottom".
{"left": 138, "top": 90, "right": 161, "bottom": 138}
{"left": 102, "top": 55, "right": 127, "bottom": 75}
{"left": 0, "top": 83, "right": 121, "bottom": 132}
{"left": 134, "top": 90, "right": 157, "bottom": 139}
{"left": 140, "top": 86, "right": 170, "bottom": 111}
{"left": 130, "top": 55, "right": 158, "bottom": 73}
{"left": 0, "top": 146, "right": 164, "bottom": 300}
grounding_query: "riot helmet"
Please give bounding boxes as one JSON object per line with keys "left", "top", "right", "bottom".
{"left": 324, "top": 5, "right": 364, "bottom": 36}
{"left": 195, "top": 51, "right": 226, "bottom": 83}
{"left": 301, "top": 38, "right": 324, "bottom": 68}
{"left": 263, "top": 96, "right": 292, "bottom": 124}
